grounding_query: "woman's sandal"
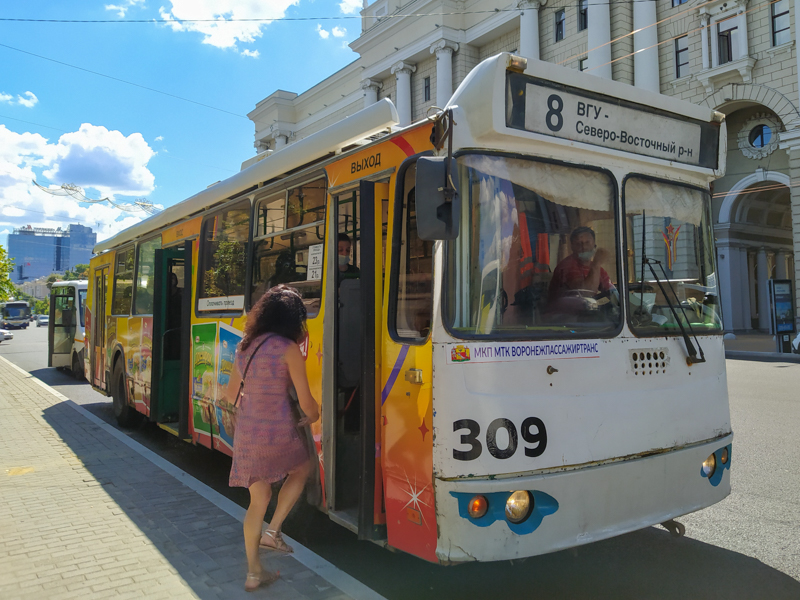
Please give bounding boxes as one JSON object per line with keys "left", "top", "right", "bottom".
{"left": 259, "top": 528, "right": 293, "bottom": 553}
{"left": 244, "top": 570, "right": 279, "bottom": 592}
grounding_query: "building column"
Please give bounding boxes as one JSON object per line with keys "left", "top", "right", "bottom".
{"left": 716, "top": 242, "right": 737, "bottom": 331}
{"left": 268, "top": 127, "right": 292, "bottom": 151}
{"left": 737, "top": 8, "right": 749, "bottom": 59}
{"left": 361, "top": 78, "right": 382, "bottom": 109}
{"left": 776, "top": 250, "right": 787, "bottom": 279}
{"left": 587, "top": 0, "right": 612, "bottom": 78}
{"left": 699, "top": 14, "right": 710, "bottom": 70}
{"left": 779, "top": 129, "right": 800, "bottom": 330}
{"left": 748, "top": 251, "right": 758, "bottom": 326}
{"left": 391, "top": 61, "right": 417, "bottom": 127}
{"left": 757, "top": 247, "right": 771, "bottom": 331}
{"left": 737, "top": 246, "right": 752, "bottom": 330}
{"left": 633, "top": 0, "right": 659, "bottom": 93}
{"left": 518, "top": 0, "right": 544, "bottom": 60}
{"left": 430, "top": 40, "right": 459, "bottom": 106}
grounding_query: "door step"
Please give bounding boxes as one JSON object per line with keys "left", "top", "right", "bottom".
{"left": 157, "top": 422, "right": 187, "bottom": 440}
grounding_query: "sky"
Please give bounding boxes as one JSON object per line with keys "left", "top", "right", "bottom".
{"left": 0, "top": 0, "right": 364, "bottom": 245}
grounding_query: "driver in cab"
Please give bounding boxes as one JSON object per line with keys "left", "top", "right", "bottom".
{"left": 547, "top": 226, "right": 614, "bottom": 312}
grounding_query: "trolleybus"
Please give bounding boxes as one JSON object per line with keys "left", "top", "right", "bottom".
{"left": 49, "top": 280, "right": 88, "bottom": 379}
{"left": 85, "top": 53, "right": 731, "bottom": 563}
{"left": 1, "top": 300, "right": 31, "bottom": 329}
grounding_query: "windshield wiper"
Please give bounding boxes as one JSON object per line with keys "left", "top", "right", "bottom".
{"left": 638, "top": 210, "right": 705, "bottom": 366}
{"left": 644, "top": 258, "right": 706, "bottom": 365}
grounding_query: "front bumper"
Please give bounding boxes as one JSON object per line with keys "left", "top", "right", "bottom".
{"left": 434, "top": 434, "right": 732, "bottom": 563}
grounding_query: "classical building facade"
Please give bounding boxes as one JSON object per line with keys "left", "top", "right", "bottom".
{"left": 244, "top": 0, "right": 800, "bottom": 333}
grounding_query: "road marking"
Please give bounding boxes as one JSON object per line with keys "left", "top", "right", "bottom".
{"left": 0, "top": 356, "right": 387, "bottom": 600}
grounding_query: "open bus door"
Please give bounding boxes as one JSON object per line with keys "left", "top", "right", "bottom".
{"left": 327, "top": 179, "right": 388, "bottom": 540}
{"left": 150, "top": 242, "right": 191, "bottom": 438}
{"left": 91, "top": 267, "right": 109, "bottom": 389}
{"left": 49, "top": 285, "right": 77, "bottom": 369}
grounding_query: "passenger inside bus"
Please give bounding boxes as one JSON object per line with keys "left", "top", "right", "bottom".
{"left": 337, "top": 233, "right": 360, "bottom": 280}
{"left": 547, "top": 226, "right": 615, "bottom": 313}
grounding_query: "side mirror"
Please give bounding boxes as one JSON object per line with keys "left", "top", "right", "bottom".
{"left": 415, "top": 156, "right": 460, "bottom": 240}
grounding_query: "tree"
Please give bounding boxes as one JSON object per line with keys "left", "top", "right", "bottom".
{"left": 0, "top": 246, "right": 15, "bottom": 301}
{"left": 46, "top": 273, "right": 61, "bottom": 290}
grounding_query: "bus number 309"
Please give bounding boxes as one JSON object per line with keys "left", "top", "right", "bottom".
{"left": 452, "top": 418, "right": 547, "bottom": 461}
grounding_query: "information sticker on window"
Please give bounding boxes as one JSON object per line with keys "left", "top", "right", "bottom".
{"left": 307, "top": 244, "right": 323, "bottom": 281}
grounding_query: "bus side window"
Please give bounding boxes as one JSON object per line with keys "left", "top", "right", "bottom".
{"left": 134, "top": 236, "right": 161, "bottom": 315}
{"left": 392, "top": 163, "right": 434, "bottom": 341}
{"left": 111, "top": 248, "right": 135, "bottom": 316}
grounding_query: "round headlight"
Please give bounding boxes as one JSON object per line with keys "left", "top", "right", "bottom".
{"left": 720, "top": 447, "right": 729, "bottom": 464}
{"left": 468, "top": 495, "right": 488, "bottom": 519}
{"left": 701, "top": 453, "right": 716, "bottom": 478}
{"left": 505, "top": 491, "right": 533, "bottom": 524}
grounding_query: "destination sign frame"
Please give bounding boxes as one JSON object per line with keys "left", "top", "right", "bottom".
{"left": 506, "top": 72, "right": 719, "bottom": 170}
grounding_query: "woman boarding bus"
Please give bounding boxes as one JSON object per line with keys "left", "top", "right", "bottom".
{"left": 49, "top": 280, "right": 88, "bottom": 379}
{"left": 85, "top": 53, "right": 731, "bottom": 564}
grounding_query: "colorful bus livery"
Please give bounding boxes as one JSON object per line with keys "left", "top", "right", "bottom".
{"left": 1, "top": 301, "right": 31, "bottom": 329}
{"left": 86, "top": 54, "right": 731, "bottom": 564}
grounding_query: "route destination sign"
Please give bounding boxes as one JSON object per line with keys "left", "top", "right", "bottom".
{"left": 506, "top": 72, "right": 719, "bottom": 169}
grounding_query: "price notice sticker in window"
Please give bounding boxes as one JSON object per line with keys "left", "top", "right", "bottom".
{"left": 307, "top": 244, "right": 323, "bottom": 281}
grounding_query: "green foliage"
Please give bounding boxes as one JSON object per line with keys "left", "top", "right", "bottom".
{"left": 46, "top": 273, "right": 61, "bottom": 290}
{"left": 0, "top": 246, "right": 15, "bottom": 301}
{"left": 204, "top": 239, "right": 245, "bottom": 297}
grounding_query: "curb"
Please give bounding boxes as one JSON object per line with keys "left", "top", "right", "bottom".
{"left": 725, "top": 350, "right": 800, "bottom": 364}
{"left": 0, "top": 356, "right": 386, "bottom": 600}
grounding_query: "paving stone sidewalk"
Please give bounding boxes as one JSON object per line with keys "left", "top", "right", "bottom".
{"left": 0, "top": 357, "right": 369, "bottom": 600}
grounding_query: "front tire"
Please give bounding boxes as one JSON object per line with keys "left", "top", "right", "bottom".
{"left": 112, "top": 359, "right": 140, "bottom": 428}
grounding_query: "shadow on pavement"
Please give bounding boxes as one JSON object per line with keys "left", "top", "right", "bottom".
{"left": 41, "top": 400, "right": 800, "bottom": 600}
{"left": 28, "top": 367, "right": 86, "bottom": 387}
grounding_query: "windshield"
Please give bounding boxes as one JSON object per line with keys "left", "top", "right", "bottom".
{"left": 445, "top": 154, "right": 620, "bottom": 338}
{"left": 4, "top": 304, "right": 27, "bottom": 318}
{"left": 625, "top": 176, "right": 721, "bottom": 335}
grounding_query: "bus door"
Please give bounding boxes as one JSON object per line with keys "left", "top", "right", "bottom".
{"left": 150, "top": 243, "right": 191, "bottom": 437}
{"left": 92, "top": 267, "right": 109, "bottom": 389}
{"left": 329, "top": 179, "right": 389, "bottom": 539}
{"left": 49, "top": 286, "right": 77, "bottom": 368}
{"left": 380, "top": 158, "right": 437, "bottom": 561}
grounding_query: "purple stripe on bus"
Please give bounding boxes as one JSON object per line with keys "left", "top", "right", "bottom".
{"left": 381, "top": 345, "right": 409, "bottom": 405}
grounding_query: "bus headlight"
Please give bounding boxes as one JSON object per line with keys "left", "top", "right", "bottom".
{"left": 468, "top": 495, "right": 488, "bottom": 519}
{"left": 505, "top": 491, "right": 533, "bottom": 524}
{"left": 701, "top": 453, "right": 716, "bottom": 478}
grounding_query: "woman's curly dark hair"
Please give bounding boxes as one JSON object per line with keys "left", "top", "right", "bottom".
{"left": 240, "top": 284, "right": 307, "bottom": 350}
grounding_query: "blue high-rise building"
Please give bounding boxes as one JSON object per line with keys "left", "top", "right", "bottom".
{"left": 7, "top": 224, "right": 96, "bottom": 283}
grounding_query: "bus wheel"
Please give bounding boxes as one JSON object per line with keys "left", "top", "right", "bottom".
{"left": 661, "top": 519, "right": 685, "bottom": 537}
{"left": 112, "top": 360, "right": 140, "bottom": 428}
{"left": 72, "top": 353, "right": 85, "bottom": 381}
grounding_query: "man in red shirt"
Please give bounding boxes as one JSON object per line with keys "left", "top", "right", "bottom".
{"left": 548, "top": 226, "right": 614, "bottom": 310}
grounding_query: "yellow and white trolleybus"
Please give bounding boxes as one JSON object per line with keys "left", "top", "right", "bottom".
{"left": 85, "top": 53, "right": 731, "bottom": 563}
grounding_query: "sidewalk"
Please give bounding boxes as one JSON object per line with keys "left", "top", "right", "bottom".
{"left": 0, "top": 357, "right": 382, "bottom": 600}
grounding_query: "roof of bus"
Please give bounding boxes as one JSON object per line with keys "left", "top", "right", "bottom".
{"left": 94, "top": 98, "right": 400, "bottom": 254}
{"left": 51, "top": 280, "right": 88, "bottom": 287}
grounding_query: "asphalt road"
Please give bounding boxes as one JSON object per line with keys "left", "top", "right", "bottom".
{"left": 2, "top": 326, "right": 798, "bottom": 599}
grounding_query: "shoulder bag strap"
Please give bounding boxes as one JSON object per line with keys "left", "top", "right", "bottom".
{"left": 233, "top": 334, "right": 272, "bottom": 408}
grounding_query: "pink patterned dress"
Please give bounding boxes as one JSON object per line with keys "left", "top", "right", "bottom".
{"left": 229, "top": 333, "right": 308, "bottom": 488}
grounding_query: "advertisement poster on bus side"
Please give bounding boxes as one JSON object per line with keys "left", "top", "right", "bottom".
{"left": 215, "top": 322, "right": 243, "bottom": 451}
{"left": 192, "top": 322, "right": 218, "bottom": 441}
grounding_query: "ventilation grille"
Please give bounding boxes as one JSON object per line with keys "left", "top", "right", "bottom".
{"left": 630, "top": 348, "right": 670, "bottom": 376}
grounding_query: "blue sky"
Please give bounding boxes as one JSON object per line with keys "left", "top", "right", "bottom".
{"left": 0, "top": 0, "right": 362, "bottom": 243}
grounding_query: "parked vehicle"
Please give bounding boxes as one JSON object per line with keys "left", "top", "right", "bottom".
{"left": 37, "top": 315, "right": 50, "bottom": 327}
{"left": 0, "top": 328, "right": 13, "bottom": 341}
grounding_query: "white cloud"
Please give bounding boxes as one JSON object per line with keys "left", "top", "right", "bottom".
{"left": 0, "top": 91, "right": 38, "bottom": 107}
{"left": 104, "top": 0, "right": 145, "bottom": 18}
{"left": 159, "top": 0, "right": 298, "bottom": 49}
{"left": 241, "top": 49, "right": 260, "bottom": 58}
{"left": 0, "top": 124, "right": 157, "bottom": 241}
{"left": 154, "top": 135, "right": 164, "bottom": 141}
{"left": 17, "top": 92, "right": 38, "bottom": 108}
{"left": 332, "top": 26, "right": 346, "bottom": 38}
{"left": 339, "top": 0, "right": 361, "bottom": 15}
{"left": 316, "top": 24, "right": 330, "bottom": 39}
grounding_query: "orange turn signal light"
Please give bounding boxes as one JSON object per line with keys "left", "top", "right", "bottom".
{"left": 468, "top": 495, "right": 488, "bottom": 519}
